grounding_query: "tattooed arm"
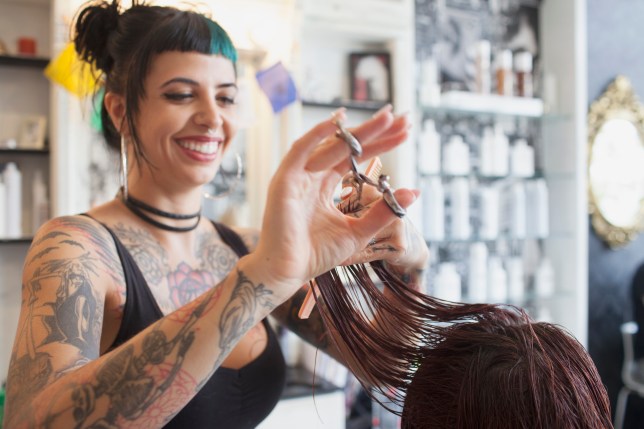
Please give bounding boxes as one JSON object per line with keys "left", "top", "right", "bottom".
{"left": 3, "top": 217, "right": 287, "bottom": 429}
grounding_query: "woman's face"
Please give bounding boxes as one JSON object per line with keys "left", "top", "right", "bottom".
{"left": 134, "top": 51, "right": 238, "bottom": 191}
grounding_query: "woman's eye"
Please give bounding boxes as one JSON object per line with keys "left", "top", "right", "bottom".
{"left": 163, "top": 93, "right": 193, "bottom": 101}
{"left": 217, "top": 96, "right": 236, "bottom": 106}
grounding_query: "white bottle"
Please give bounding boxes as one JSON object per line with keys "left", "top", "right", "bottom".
{"left": 423, "top": 177, "right": 445, "bottom": 242}
{"left": 420, "top": 57, "right": 441, "bottom": 106}
{"left": 0, "top": 178, "right": 6, "bottom": 237}
{"left": 535, "top": 257, "right": 555, "bottom": 298}
{"left": 487, "top": 256, "right": 508, "bottom": 303}
{"left": 510, "top": 138, "right": 535, "bottom": 177}
{"left": 510, "top": 181, "right": 526, "bottom": 239}
{"left": 493, "top": 124, "right": 509, "bottom": 176}
{"left": 4, "top": 162, "right": 22, "bottom": 238}
{"left": 434, "top": 263, "right": 462, "bottom": 302}
{"left": 479, "top": 185, "right": 500, "bottom": 240}
{"left": 443, "top": 135, "right": 470, "bottom": 176}
{"left": 32, "top": 170, "right": 49, "bottom": 234}
{"left": 479, "top": 126, "right": 495, "bottom": 177}
{"left": 526, "top": 179, "right": 550, "bottom": 239}
{"left": 418, "top": 119, "right": 441, "bottom": 175}
{"left": 450, "top": 177, "right": 470, "bottom": 240}
{"left": 475, "top": 40, "right": 491, "bottom": 94}
{"left": 468, "top": 242, "right": 488, "bottom": 302}
{"left": 506, "top": 257, "right": 525, "bottom": 303}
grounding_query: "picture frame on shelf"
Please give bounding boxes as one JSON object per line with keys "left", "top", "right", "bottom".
{"left": 18, "top": 115, "right": 47, "bottom": 149}
{"left": 349, "top": 52, "right": 392, "bottom": 104}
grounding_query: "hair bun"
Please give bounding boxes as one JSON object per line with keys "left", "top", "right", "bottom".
{"left": 74, "top": 0, "right": 121, "bottom": 73}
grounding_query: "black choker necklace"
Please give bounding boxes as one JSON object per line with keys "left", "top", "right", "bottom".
{"left": 123, "top": 192, "right": 201, "bottom": 233}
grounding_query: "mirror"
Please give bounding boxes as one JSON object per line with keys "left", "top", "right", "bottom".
{"left": 589, "top": 76, "right": 644, "bottom": 248}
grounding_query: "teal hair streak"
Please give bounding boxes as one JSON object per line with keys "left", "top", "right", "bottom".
{"left": 206, "top": 19, "right": 237, "bottom": 63}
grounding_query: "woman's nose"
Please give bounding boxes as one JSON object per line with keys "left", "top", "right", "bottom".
{"left": 196, "top": 99, "right": 223, "bottom": 130}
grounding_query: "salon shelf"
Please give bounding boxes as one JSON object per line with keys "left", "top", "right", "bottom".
{"left": 421, "top": 91, "right": 545, "bottom": 119}
{"left": 301, "top": 99, "right": 388, "bottom": 113}
{"left": 0, "top": 54, "right": 50, "bottom": 69}
{"left": 0, "top": 148, "right": 49, "bottom": 155}
{"left": 418, "top": 172, "right": 545, "bottom": 181}
{"left": 0, "top": 236, "right": 33, "bottom": 244}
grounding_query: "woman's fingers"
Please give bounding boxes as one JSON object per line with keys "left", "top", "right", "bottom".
{"left": 348, "top": 188, "right": 419, "bottom": 247}
{"left": 304, "top": 106, "right": 404, "bottom": 173}
{"left": 284, "top": 109, "right": 347, "bottom": 169}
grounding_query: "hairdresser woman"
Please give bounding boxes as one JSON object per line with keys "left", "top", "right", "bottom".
{"left": 3, "top": 1, "right": 428, "bottom": 428}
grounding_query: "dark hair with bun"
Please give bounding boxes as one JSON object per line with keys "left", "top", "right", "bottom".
{"left": 73, "top": 0, "right": 237, "bottom": 160}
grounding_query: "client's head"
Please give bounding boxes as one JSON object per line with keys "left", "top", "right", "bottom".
{"left": 401, "top": 317, "right": 612, "bottom": 429}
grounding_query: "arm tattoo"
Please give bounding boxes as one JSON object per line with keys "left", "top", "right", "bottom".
{"left": 214, "top": 269, "right": 275, "bottom": 368}
{"left": 44, "top": 290, "right": 220, "bottom": 428}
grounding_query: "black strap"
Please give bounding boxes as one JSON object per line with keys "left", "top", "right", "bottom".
{"left": 212, "top": 222, "right": 249, "bottom": 257}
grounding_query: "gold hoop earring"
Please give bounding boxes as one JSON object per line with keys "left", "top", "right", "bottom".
{"left": 120, "top": 136, "right": 129, "bottom": 199}
{"left": 203, "top": 152, "right": 243, "bottom": 200}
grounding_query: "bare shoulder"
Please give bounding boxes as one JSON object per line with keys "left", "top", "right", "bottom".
{"left": 26, "top": 215, "right": 123, "bottom": 285}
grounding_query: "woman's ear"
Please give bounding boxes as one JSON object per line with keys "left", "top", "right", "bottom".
{"left": 104, "top": 92, "right": 129, "bottom": 135}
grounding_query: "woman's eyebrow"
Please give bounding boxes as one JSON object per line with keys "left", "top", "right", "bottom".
{"left": 159, "top": 78, "right": 238, "bottom": 90}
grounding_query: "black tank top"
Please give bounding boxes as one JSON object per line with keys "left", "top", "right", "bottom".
{"left": 98, "top": 219, "right": 286, "bottom": 428}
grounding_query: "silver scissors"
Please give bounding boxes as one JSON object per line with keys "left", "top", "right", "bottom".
{"left": 334, "top": 119, "right": 406, "bottom": 218}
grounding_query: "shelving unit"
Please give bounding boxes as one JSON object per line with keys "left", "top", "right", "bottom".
{"left": 0, "top": 54, "right": 50, "bottom": 68}
{"left": 410, "top": 0, "right": 588, "bottom": 345}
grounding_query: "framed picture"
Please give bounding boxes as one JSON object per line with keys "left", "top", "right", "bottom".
{"left": 18, "top": 115, "right": 47, "bottom": 149}
{"left": 349, "top": 52, "right": 392, "bottom": 104}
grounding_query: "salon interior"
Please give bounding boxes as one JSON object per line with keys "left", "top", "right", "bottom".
{"left": 1, "top": 0, "right": 644, "bottom": 427}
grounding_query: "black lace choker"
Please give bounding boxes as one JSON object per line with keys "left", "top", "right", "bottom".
{"left": 123, "top": 193, "right": 201, "bottom": 233}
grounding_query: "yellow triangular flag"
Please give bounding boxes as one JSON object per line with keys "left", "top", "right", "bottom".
{"left": 44, "top": 42, "right": 100, "bottom": 97}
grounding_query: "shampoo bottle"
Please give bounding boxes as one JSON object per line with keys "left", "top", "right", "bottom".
{"left": 450, "top": 177, "right": 470, "bottom": 240}
{"left": 526, "top": 178, "right": 550, "bottom": 239}
{"left": 535, "top": 257, "right": 555, "bottom": 299}
{"left": 423, "top": 177, "right": 445, "bottom": 242}
{"left": 443, "top": 135, "right": 470, "bottom": 176}
{"left": 4, "top": 162, "right": 22, "bottom": 238}
{"left": 479, "top": 185, "right": 500, "bottom": 240}
{"left": 493, "top": 123, "right": 509, "bottom": 176}
{"left": 468, "top": 242, "right": 488, "bottom": 302}
{"left": 510, "top": 181, "right": 526, "bottom": 239}
{"left": 487, "top": 256, "right": 508, "bottom": 303}
{"left": 435, "top": 263, "right": 462, "bottom": 302}
{"left": 507, "top": 257, "right": 525, "bottom": 303}
{"left": 0, "top": 177, "right": 6, "bottom": 237}
{"left": 475, "top": 40, "right": 491, "bottom": 94}
{"left": 510, "top": 138, "right": 535, "bottom": 177}
{"left": 418, "top": 119, "right": 441, "bottom": 175}
{"left": 32, "top": 170, "right": 49, "bottom": 234}
{"left": 479, "top": 126, "right": 495, "bottom": 177}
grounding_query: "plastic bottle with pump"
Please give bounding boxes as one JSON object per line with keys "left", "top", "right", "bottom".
{"left": 418, "top": 119, "right": 441, "bottom": 175}
{"left": 4, "top": 162, "right": 22, "bottom": 238}
{"left": 423, "top": 177, "right": 445, "bottom": 242}
{"left": 32, "top": 170, "right": 49, "bottom": 234}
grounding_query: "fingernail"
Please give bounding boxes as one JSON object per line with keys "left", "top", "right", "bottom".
{"left": 331, "top": 107, "right": 347, "bottom": 121}
{"left": 372, "top": 103, "right": 393, "bottom": 118}
{"left": 340, "top": 186, "right": 354, "bottom": 200}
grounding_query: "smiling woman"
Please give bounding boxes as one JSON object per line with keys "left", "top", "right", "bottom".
{"left": 3, "top": 1, "right": 422, "bottom": 428}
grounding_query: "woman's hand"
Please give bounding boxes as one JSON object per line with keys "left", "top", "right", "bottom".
{"left": 250, "top": 106, "right": 416, "bottom": 298}
{"left": 337, "top": 171, "right": 430, "bottom": 289}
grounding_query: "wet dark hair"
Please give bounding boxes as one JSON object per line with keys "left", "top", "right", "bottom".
{"left": 314, "top": 262, "right": 612, "bottom": 428}
{"left": 73, "top": 0, "right": 237, "bottom": 161}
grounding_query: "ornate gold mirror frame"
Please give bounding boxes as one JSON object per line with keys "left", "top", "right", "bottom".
{"left": 588, "top": 76, "right": 644, "bottom": 248}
